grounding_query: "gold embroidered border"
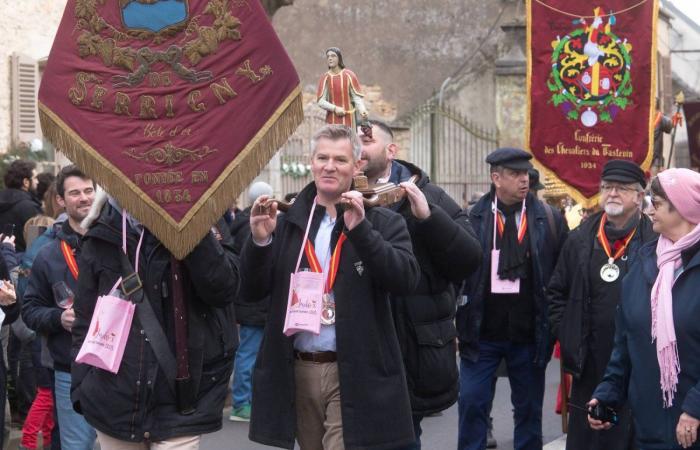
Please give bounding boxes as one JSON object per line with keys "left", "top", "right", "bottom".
{"left": 525, "top": 0, "right": 658, "bottom": 208}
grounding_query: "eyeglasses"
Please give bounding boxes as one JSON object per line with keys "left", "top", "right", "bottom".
{"left": 650, "top": 196, "right": 667, "bottom": 210}
{"left": 600, "top": 184, "right": 639, "bottom": 194}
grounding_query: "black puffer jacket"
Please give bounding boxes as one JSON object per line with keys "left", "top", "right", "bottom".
{"left": 0, "top": 188, "right": 42, "bottom": 252}
{"left": 387, "top": 160, "right": 481, "bottom": 415}
{"left": 230, "top": 206, "right": 267, "bottom": 327}
{"left": 71, "top": 204, "right": 240, "bottom": 442}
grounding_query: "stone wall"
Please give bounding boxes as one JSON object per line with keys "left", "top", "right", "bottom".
{"left": 0, "top": 0, "right": 66, "bottom": 152}
{"left": 272, "top": 0, "right": 504, "bottom": 121}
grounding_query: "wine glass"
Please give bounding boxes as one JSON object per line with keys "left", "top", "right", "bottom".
{"left": 52, "top": 281, "right": 74, "bottom": 309}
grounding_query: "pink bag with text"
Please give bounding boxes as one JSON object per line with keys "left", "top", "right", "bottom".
{"left": 283, "top": 199, "right": 325, "bottom": 336}
{"left": 75, "top": 285, "right": 135, "bottom": 373}
{"left": 75, "top": 211, "right": 144, "bottom": 373}
{"left": 283, "top": 271, "right": 324, "bottom": 336}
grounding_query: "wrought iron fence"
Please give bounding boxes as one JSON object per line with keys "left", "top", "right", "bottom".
{"left": 407, "top": 101, "right": 498, "bottom": 206}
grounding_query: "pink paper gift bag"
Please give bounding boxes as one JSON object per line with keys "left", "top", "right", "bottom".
{"left": 283, "top": 271, "right": 324, "bottom": 336}
{"left": 76, "top": 211, "right": 144, "bottom": 374}
{"left": 75, "top": 292, "right": 135, "bottom": 374}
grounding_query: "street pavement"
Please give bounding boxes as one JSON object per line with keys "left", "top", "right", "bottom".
{"left": 201, "top": 360, "right": 567, "bottom": 450}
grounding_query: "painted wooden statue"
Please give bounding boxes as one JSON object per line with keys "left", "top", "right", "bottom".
{"left": 316, "top": 47, "right": 368, "bottom": 130}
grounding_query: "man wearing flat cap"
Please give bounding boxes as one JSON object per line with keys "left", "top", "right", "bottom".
{"left": 529, "top": 168, "right": 545, "bottom": 194}
{"left": 548, "top": 159, "right": 656, "bottom": 450}
{"left": 457, "top": 148, "right": 568, "bottom": 450}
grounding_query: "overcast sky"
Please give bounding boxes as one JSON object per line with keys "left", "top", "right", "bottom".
{"left": 670, "top": 0, "right": 700, "bottom": 26}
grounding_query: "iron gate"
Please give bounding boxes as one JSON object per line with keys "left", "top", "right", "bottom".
{"left": 408, "top": 100, "right": 498, "bottom": 206}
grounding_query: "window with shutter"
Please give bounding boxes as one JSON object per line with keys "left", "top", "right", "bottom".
{"left": 11, "top": 52, "right": 41, "bottom": 146}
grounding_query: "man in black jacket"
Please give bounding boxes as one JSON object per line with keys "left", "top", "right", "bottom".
{"left": 22, "top": 165, "right": 97, "bottom": 449}
{"left": 457, "top": 148, "right": 568, "bottom": 450}
{"left": 71, "top": 187, "right": 240, "bottom": 448}
{"left": 0, "top": 159, "right": 42, "bottom": 252}
{"left": 241, "top": 124, "right": 420, "bottom": 450}
{"left": 548, "top": 160, "right": 656, "bottom": 450}
{"left": 359, "top": 120, "right": 482, "bottom": 449}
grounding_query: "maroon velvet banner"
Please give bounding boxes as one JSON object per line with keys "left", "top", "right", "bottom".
{"left": 527, "top": 0, "right": 658, "bottom": 205}
{"left": 684, "top": 102, "right": 700, "bottom": 170}
{"left": 39, "top": 0, "right": 302, "bottom": 258}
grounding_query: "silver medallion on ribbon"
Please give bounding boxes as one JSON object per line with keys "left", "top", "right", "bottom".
{"left": 600, "top": 258, "right": 620, "bottom": 283}
{"left": 321, "top": 293, "right": 336, "bottom": 325}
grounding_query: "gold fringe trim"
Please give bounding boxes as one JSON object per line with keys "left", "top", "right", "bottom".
{"left": 39, "top": 85, "right": 303, "bottom": 259}
{"left": 525, "top": 0, "right": 659, "bottom": 209}
{"left": 645, "top": 0, "right": 660, "bottom": 171}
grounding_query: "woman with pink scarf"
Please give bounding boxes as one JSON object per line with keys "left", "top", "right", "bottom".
{"left": 590, "top": 168, "right": 700, "bottom": 449}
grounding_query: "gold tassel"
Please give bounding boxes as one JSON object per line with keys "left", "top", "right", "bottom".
{"left": 39, "top": 86, "right": 303, "bottom": 259}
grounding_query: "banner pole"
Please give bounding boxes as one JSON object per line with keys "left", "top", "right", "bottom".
{"left": 666, "top": 91, "right": 685, "bottom": 169}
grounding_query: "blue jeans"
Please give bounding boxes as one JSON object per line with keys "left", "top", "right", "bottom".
{"left": 458, "top": 341, "right": 545, "bottom": 450}
{"left": 231, "top": 326, "right": 264, "bottom": 408}
{"left": 54, "top": 370, "right": 96, "bottom": 450}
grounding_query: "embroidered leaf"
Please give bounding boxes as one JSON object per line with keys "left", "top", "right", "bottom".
{"left": 552, "top": 93, "right": 567, "bottom": 106}
{"left": 184, "top": 44, "right": 203, "bottom": 65}
{"left": 613, "top": 97, "right": 628, "bottom": 109}
{"left": 75, "top": 0, "right": 94, "bottom": 19}
{"left": 600, "top": 111, "right": 612, "bottom": 122}
{"left": 567, "top": 110, "right": 579, "bottom": 120}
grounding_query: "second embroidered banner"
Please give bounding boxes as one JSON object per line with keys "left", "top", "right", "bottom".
{"left": 527, "top": 0, "right": 658, "bottom": 205}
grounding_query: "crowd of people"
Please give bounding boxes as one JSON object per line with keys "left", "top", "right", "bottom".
{"left": 0, "top": 122, "right": 696, "bottom": 450}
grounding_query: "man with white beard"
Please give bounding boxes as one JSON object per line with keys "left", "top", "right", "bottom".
{"left": 548, "top": 160, "right": 656, "bottom": 450}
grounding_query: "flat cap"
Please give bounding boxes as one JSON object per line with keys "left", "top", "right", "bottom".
{"left": 601, "top": 159, "right": 647, "bottom": 188}
{"left": 486, "top": 147, "right": 533, "bottom": 170}
{"left": 528, "top": 168, "right": 545, "bottom": 190}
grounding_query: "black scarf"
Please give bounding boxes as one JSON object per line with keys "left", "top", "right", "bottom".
{"left": 495, "top": 199, "right": 529, "bottom": 281}
{"left": 603, "top": 213, "right": 640, "bottom": 245}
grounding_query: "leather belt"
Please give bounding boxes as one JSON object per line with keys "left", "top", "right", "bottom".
{"left": 294, "top": 351, "right": 337, "bottom": 363}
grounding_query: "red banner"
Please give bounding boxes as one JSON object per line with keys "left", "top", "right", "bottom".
{"left": 684, "top": 102, "right": 700, "bottom": 170}
{"left": 527, "top": 0, "right": 658, "bottom": 205}
{"left": 39, "top": 0, "right": 302, "bottom": 258}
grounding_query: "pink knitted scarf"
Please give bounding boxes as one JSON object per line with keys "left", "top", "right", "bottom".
{"left": 652, "top": 169, "right": 700, "bottom": 407}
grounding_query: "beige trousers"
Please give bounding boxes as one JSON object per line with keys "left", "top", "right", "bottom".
{"left": 96, "top": 431, "right": 200, "bottom": 450}
{"left": 294, "top": 360, "right": 344, "bottom": 450}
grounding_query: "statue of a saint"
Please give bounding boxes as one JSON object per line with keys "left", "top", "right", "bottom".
{"left": 316, "top": 47, "right": 368, "bottom": 130}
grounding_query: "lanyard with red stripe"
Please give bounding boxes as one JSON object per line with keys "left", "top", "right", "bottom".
{"left": 596, "top": 213, "right": 637, "bottom": 262}
{"left": 494, "top": 201, "right": 528, "bottom": 244}
{"left": 304, "top": 233, "right": 347, "bottom": 293}
{"left": 60, "top": 240, "right": 79, "bottom": 280}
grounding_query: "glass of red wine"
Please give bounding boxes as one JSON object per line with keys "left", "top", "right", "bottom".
{"left": 52, "top": 281, "right": 74, "bottom": 309}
